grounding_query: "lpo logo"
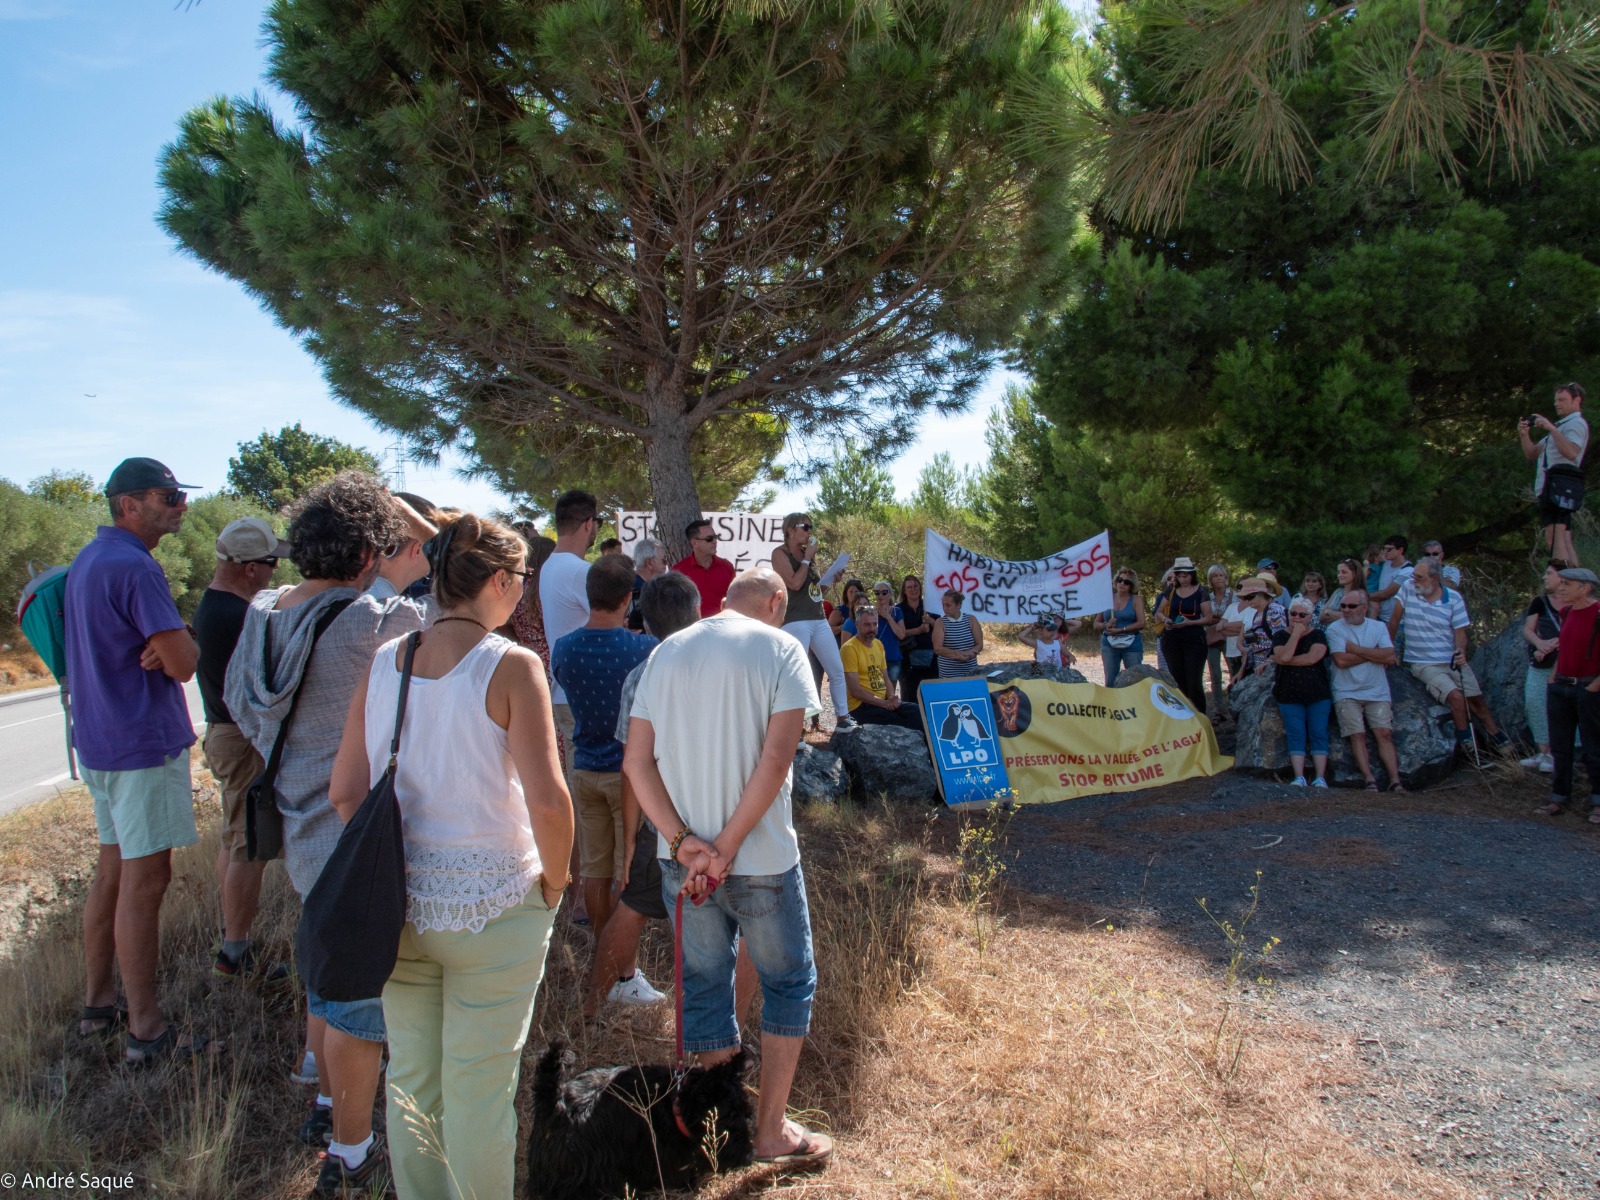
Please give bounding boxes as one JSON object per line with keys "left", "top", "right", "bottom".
{"left": 929, "top": 699, "right": 998, "bottom": 768}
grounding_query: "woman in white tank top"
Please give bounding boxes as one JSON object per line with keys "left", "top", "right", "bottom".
{"left": 330, "top": 512, "right": 573, "bottom": 1200}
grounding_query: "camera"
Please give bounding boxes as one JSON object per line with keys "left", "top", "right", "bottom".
{"left": 1035, "top": 613, "right": 1056, "bottom": 629}
{"left": 1525, "top": 414, "right": 1541, "bottom": 430}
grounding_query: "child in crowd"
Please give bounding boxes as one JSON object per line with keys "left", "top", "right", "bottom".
{"left": 1364, "top": 546, "right": 1384, "bottom": 618}
{"left": 1019, "top": 612, "right": 1075, "bottom": 670}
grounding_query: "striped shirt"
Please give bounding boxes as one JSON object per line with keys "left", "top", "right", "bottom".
{"left": 937, "top": 612, "right": 979, "bottom": 677}
{"left": 1396, "top": 583, "right": 1469, "bottom": 665}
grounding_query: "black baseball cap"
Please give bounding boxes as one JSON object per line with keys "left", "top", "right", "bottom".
{"left": 105, "top": 457, "right": 198, "bottom": 496}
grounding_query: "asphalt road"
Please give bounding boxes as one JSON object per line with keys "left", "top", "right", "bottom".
{"left": 0, "top": 680, "right": 204, "bottom": 817}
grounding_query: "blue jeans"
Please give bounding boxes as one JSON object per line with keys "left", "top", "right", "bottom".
{"left": 1100, "top": 640, "right": 1143, "bottom": 685}
{"left": 1279, "top": 699, "right": 1332, "bottom": 757}
{"left": 661, "top": 860, "right": 816, "bottom": 1053}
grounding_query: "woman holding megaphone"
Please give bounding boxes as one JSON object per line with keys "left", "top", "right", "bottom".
{"left": 772, "top": 513, "right": 857, "bottom": 729}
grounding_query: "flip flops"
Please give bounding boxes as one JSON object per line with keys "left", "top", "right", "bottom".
{"left": 77, "top": 999, "right": 128, "bottom": 1036}
{"left": 756, "top": 1124, "right": 834, "bottom": 1170}
{"left": 124, "top": 1025, "right": 225, "bottom": 1066}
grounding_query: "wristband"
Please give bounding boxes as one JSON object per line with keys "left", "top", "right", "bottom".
{"left": 539, "top": 870, "right": 570, "bottom": 894}
{"left": 668, "top": 827, "right": 692, "bottom": 860}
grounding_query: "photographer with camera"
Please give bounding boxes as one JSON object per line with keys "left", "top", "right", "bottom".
{"left": 1520, "top": 383, "right": 1588, "bottom": 566}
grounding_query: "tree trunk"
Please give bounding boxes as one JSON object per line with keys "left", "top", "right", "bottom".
{"left": 644, "top": 419, "right": 705, "bottom": 563}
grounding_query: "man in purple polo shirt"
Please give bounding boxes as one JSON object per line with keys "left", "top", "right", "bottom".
{"left": 66, "top": 456, "right": 218, "bottom": 1062}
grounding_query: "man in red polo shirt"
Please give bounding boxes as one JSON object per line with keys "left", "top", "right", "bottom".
{"left": 673, "top": 517, "right": 736, "bottom": 617}
{"left": 1537, "top": 566, "right": 1600, "bottom": 824}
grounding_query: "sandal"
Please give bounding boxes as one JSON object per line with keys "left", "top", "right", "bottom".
{"left": 77, "top": 999, "right": 128, "bottom": 1036}
{"left": 1535, "top": 801, "right": 1567, "bottom": 817}
{"left": 756, "top": 1123, "right": 834, "bottom": 1170}
{"left": 1588, "top": 810, "right": 1600, "bottom": 825}
{"left": 1363, "top": 780, "right": 1380, "bottom": 792}
{"left": 1388, "top": 783, "right": 1407, "bottom": 793}
{"left": 125, "top": 1025, "right": 224, "bottom": 1066}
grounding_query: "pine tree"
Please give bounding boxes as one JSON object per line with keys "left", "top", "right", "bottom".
{"left": 1023, "top": 0, "right": 1600, "bottom": 568}
{"left": 159, "top": 0, "right": 1080, "bottom": 555}
{"left": 813, "top": 442, "right": 896, "bottom": 520}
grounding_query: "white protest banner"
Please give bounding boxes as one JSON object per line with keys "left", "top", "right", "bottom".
{"left": 924, "top": 528, "right": 1114, "bottom": 622}
{"left": 616, "top": 511, "right": 787, "bottom": 573}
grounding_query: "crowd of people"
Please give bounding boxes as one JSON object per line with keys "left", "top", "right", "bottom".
{"left": 43, "top": 382, "right": 1595, "bottom": 1195}
{"left": 63, "top": 470, "right": 866, "bottom": 1198}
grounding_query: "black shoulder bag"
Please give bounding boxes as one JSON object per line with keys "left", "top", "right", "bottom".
{"left": 1541, "top": 419, "right": 1587, "bottom": 511}
{"left": 1530, "top": 597, "right": 1563, "bottom": 667}
{"left": 245, "top": 598, "right": 353, "bottom": 861}
{"left": 295, "top": 630, "right": 418, "bottom": 1003}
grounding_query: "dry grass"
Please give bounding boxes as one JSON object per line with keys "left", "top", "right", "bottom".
{"left": 0, "top": 774, "right": 1473, "bottom": 1199}
{"left": 0, "top": 645, "right": 51, "bottom": 695}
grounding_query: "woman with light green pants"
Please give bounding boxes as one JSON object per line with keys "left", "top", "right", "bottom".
{"left": 332, "top": 512, "right": 574, "bottom": 1199}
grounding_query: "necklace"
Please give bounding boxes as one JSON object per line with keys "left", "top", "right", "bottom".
{"left": 433, "top": 615, "right": 488, "bottom": 632}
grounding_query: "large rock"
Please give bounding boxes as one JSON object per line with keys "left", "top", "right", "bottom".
{"left": 791, "top": 744, "right": 848, "bottom": 804}
{"left": 1230, "top": 665, "right": 1458, "bottom": 789}
{"left": 830, "top": 725, "right": 940, "bottom": 804}
{"left": 1110, "top": 663, "right": 1178, "bottom": 689}
{"left": 1471, "top": 619, "right": 1532, "bottom": 748}
{"left": 982, "top": 660, "right": 1089, "bottom": 686}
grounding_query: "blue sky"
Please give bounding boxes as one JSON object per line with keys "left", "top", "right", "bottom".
{"left": 0, "top": 0, "right": 1022, "bottom": 517}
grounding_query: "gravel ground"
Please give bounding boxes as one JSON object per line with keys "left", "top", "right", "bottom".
{"left": 1002, "top": 769, "right": 1600, "bottom": 1200}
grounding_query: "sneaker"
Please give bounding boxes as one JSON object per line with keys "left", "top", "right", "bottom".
{"left": 212, "top": 944, "right": 291, "bottom": 984}
{"left": 1540, "top": 753, "right": 1555, "bottom": 773}
{"left": 290, "top": 1051, "right": 320, "bottom": 1087}
{"left": 834, "top": 714, "right": 859, "bottom": 730}
{"left": 298, "top": 1102, "right": 334, "bottom": 1148}
{"left": 1289, "top": 776, "right": 1307, "bottom": 787}
{"left": 313, "top": 1135, "right": 389, "bottom": 1198}
{"left": 1310, "top": 777, "right": 1329, "bottom": 789}
{"left": 1519, "top": 752, "right": 1545, "bottom": 769}
{"left": 1458, "top": 744, "right": 1494, "bottom": 770}
{"left": 607, "top": 969, "right": 667, "bottom": 1007}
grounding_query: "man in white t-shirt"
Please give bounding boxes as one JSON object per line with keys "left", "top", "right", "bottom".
{"left": 1371, "top": 535, "right": 1414, "bottom": 625}
{"left": 1325, "top": 593, "right": 1403, "bottom": 791}
{"left": 1520, "top": 381, "right": 1589, "bottom": 566}
{"left": 624, "top": 566, "right": 833, "bottom": 1173}
{"left": 538, "top": 489, "right": 598, "bottom": 744}
{"left": 1215, "top": 590, "right": 1253, "bottom": 677}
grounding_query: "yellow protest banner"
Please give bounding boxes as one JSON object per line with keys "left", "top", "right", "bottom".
{"left": 987, "top": 676, "right": 1232, "bottom": 803}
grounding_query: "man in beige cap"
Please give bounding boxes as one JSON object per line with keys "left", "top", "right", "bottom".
{"left": 195, "top": 517, "right": 289, "bottom": 980}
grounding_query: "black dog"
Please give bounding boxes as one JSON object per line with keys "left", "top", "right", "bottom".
{"left": 526, "top": 1040, "right": 755, "bottom": 1200}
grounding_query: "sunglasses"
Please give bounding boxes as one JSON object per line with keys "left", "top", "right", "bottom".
{"left": 138, "top": 488, "right": 186, "bottom": 507}
{"left": 504, "top": 566, "right": 534, "bottom": 582}
{"left": 873, "top": 588, "right": 891, "bottom": 595}
{"left": 793, "top": 523, "right": 813, "bottom": 532}
{"left": 1340, "top": 601, "right": 1364, "bottom": 610}
{"left": 250, "top": 556, "right": 280, "bottom": 568}
{"left": 695, "top": 534, "right": 720, "bottom": 543}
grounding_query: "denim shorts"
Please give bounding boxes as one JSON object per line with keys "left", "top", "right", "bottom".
{"left": 660, "top": 860, "right": 816, "bottom": 1053}
{"left": 307, "top": 987, "right": 387, "bottom": 1043}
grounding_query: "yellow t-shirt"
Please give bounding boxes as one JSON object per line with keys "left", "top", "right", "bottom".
{"left": 840, "top": 636, "right": 888, "bottom": 711}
